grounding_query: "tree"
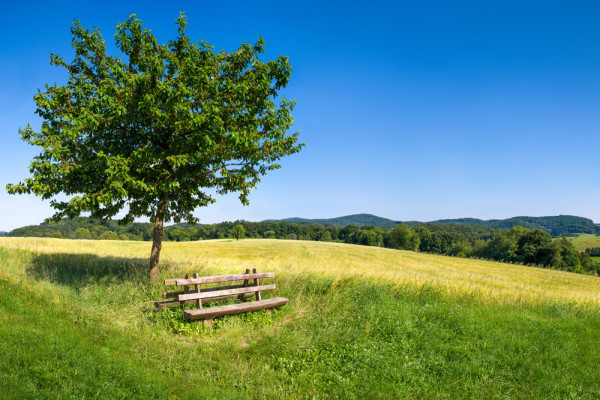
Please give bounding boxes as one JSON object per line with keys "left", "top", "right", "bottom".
{"left": 6, "top": 14, "right": 303, "bottom": 280}
{"left": 387, "top": 224, "right": 419, "bottom": 251}
{"left": 169, "top": 228, "right": 191, "bottom": 242}
{"left": 516, "top": 229, "right": 552, "bottom": 265}
{"left": 231, "top": 224, "right": 245, "bottom": 240}
{"left": 75, "top": 228, "right": 92, "bottom": 239}
{"left": 475, "top": 226, "right": 527, "bottom": 262}
{"left": 320, "top": 231, "right": 332, "bottom": 242}
{"left": 99, "top": 230, "right": 119, "bottom": 240}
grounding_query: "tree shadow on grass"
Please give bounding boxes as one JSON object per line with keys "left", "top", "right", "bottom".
{"left": 26, "top": 252, "right": 152, "bottom": 290}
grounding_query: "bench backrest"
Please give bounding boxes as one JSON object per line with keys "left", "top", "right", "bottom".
{"left": 156, "top": 269, "right": 276, "bottom": 309}
{"left": 164, "top": 272, "right": 274, "bottom": 286}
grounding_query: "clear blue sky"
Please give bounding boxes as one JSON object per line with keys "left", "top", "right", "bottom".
{"left": 2, "top": 0, "right": 600, "bottom": 231}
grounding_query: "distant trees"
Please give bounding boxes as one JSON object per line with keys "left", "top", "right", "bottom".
{"left": 169, "top": 228, "right": 192, "bottom": 242}
{"left": 231, "top": 224, "right": 246, "bottom": 240}
{"left": 99, "top": 231, "right": 119, "bottom": 240}
{"left": 418, "top": 231, "right": 470, "bottom": 256}
{"left": 585, "top": 247, "right": 600, "bottom": 257}
{"left": 75, "top": 228, "right": 92, "bottom": 239}
{"left": 580, "top": 253, "right": 600, "bottom": 275}
{"left": 387, "top": 224, "right": 419, "bottom": 251}
{"left": 320, "top": 231, "right": 332, "bottom": 242}
{"left": 473, "top": 228, "right": 584, "bottom": 272}
{"left": 516, "top": 229, "right": 552, "bottom": 265}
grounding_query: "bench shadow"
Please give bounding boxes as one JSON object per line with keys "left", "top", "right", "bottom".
{"left": 26, "top": 252, "right": 151, "bottom": 290}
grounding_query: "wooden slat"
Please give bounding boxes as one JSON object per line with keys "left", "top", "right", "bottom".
{"left": 155, "top": 299, "right": 195, "bottom": 309}
{"left": 162, "top": 284, "right": 248, "bottom": 299}
{"left": 164, "top": 273, "right": 192, "bottom": 286}
{"left": 178, "top": 284, "right": 276, "bottom": 302}
{"left": 162, "top": 289, "right": 194, "bottom": 299}
{"left": 169, "top": 272, "right": 274, "bottom": 287}
{"left": 184, "top": 297, "right": 289, "bottom": 320}
{"left": 155, "top": 293, "right": 256, "bottom": 309}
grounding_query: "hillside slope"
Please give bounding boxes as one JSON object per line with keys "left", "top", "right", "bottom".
{"left": 1, "top": 238, "right": 599, "bottom": 399}
{"left": 1, "top": 237, "right": 598, "bottom": 306}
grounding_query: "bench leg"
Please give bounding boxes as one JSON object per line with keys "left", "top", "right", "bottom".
{"left": 194, "top": 272, "right": 202, "bottom": 309}
{"left": 204, "top": 318, "right": 213, "bottom": 326}
{"left": 253, "top": 268, "right": 262, "bottom": 301}
{"left": 239, "top": 268, "right": 251, "bottom": 301}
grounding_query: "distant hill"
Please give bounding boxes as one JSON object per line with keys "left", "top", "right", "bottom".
{"left": 265, "top": 214, "right": 401, "bottom": 229}
{"left": 265, "top": 214, "right": 600, "bottom": 236}
{"left": 8, "top": 214, "right": 599, "bottom": 239}
{"left": 432, "top": 215, "right": 600, "bottom": 236}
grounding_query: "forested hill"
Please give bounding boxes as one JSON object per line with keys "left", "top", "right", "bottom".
{"left": 430, "top": 215, "right": 599, "bottom": 236}
{"left": 265, "top": 214, "right": 400, "bottom": 229}
{"left": 266, "top": 214, "right": 600, "bottom": 236}
{"left": 7, "top": 214, "right": 599, "bottom": 240}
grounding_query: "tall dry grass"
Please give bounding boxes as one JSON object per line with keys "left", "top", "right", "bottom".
{"left": 1, "top": 237, "right": 598, "bottom": 308}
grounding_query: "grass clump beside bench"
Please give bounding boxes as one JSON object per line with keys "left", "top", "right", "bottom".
{"left": 155, "top": 268, "right": 288, "bottom": 323}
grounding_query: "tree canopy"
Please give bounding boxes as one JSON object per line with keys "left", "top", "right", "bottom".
{"left": 7, "top": 13, "right": 303, "bottom": 278}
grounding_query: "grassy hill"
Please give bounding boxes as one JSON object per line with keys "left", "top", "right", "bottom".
{"left": 1, "top": 237, "right": 599, "bottom": 399}
{"left": 567, "top": 233, "right": 600, "bottom": 252}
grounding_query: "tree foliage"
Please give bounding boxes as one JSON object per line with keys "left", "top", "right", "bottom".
{"left": 231, "top": 224, "right": 246, "bottom": 240}
{"left": 99, "top": 230, "right": 119, "bottom": 240}
{"left": 7, "top": 14, "right": 303, "bottom": 277}
{"left": 75, "top": 228, "right": 92, "bottom": 239}
{"left": 387, "top": 223, "right": 419, "bottom": 251}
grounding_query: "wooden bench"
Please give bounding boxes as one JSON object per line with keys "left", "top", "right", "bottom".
{"left": 155, "top": 268, "right": 288, "bottom": 323}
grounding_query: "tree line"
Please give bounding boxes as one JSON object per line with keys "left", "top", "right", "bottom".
{"left": 8, "top": 217, "right": 599, "bottom": 276}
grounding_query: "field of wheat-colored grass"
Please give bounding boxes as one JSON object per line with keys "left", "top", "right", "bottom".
{"left": 1, "top": 236, "right": 598, "bottom": 308}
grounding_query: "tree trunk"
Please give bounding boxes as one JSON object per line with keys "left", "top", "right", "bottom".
{"left": 149, "top": 197, "right": 166, "bottom": 281}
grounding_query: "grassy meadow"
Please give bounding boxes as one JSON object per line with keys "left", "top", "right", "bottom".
{"left": 566, "top": 233, "right": 600, "bottom": 252}
{"left": 1, "top": 237, "right": 599, "bottom": 399}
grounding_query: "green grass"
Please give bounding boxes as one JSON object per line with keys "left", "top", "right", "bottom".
{"left": 566, "top": 233, "right": 600, "bottom": 252}
{"left": 1, "top": 239, "right": 600, "bottom": 399}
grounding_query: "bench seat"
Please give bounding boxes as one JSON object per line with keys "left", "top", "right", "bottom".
{"left": 184, "top": 297, "right": 289, "bottom": 320}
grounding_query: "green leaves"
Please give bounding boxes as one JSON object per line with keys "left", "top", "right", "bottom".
{"left": 9, "top": 13, "right": 304, "bottom": 226}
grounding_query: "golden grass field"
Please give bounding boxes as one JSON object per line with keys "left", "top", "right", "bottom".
{"left": 1, "top": 236, "right": 599, "bottom": 308}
